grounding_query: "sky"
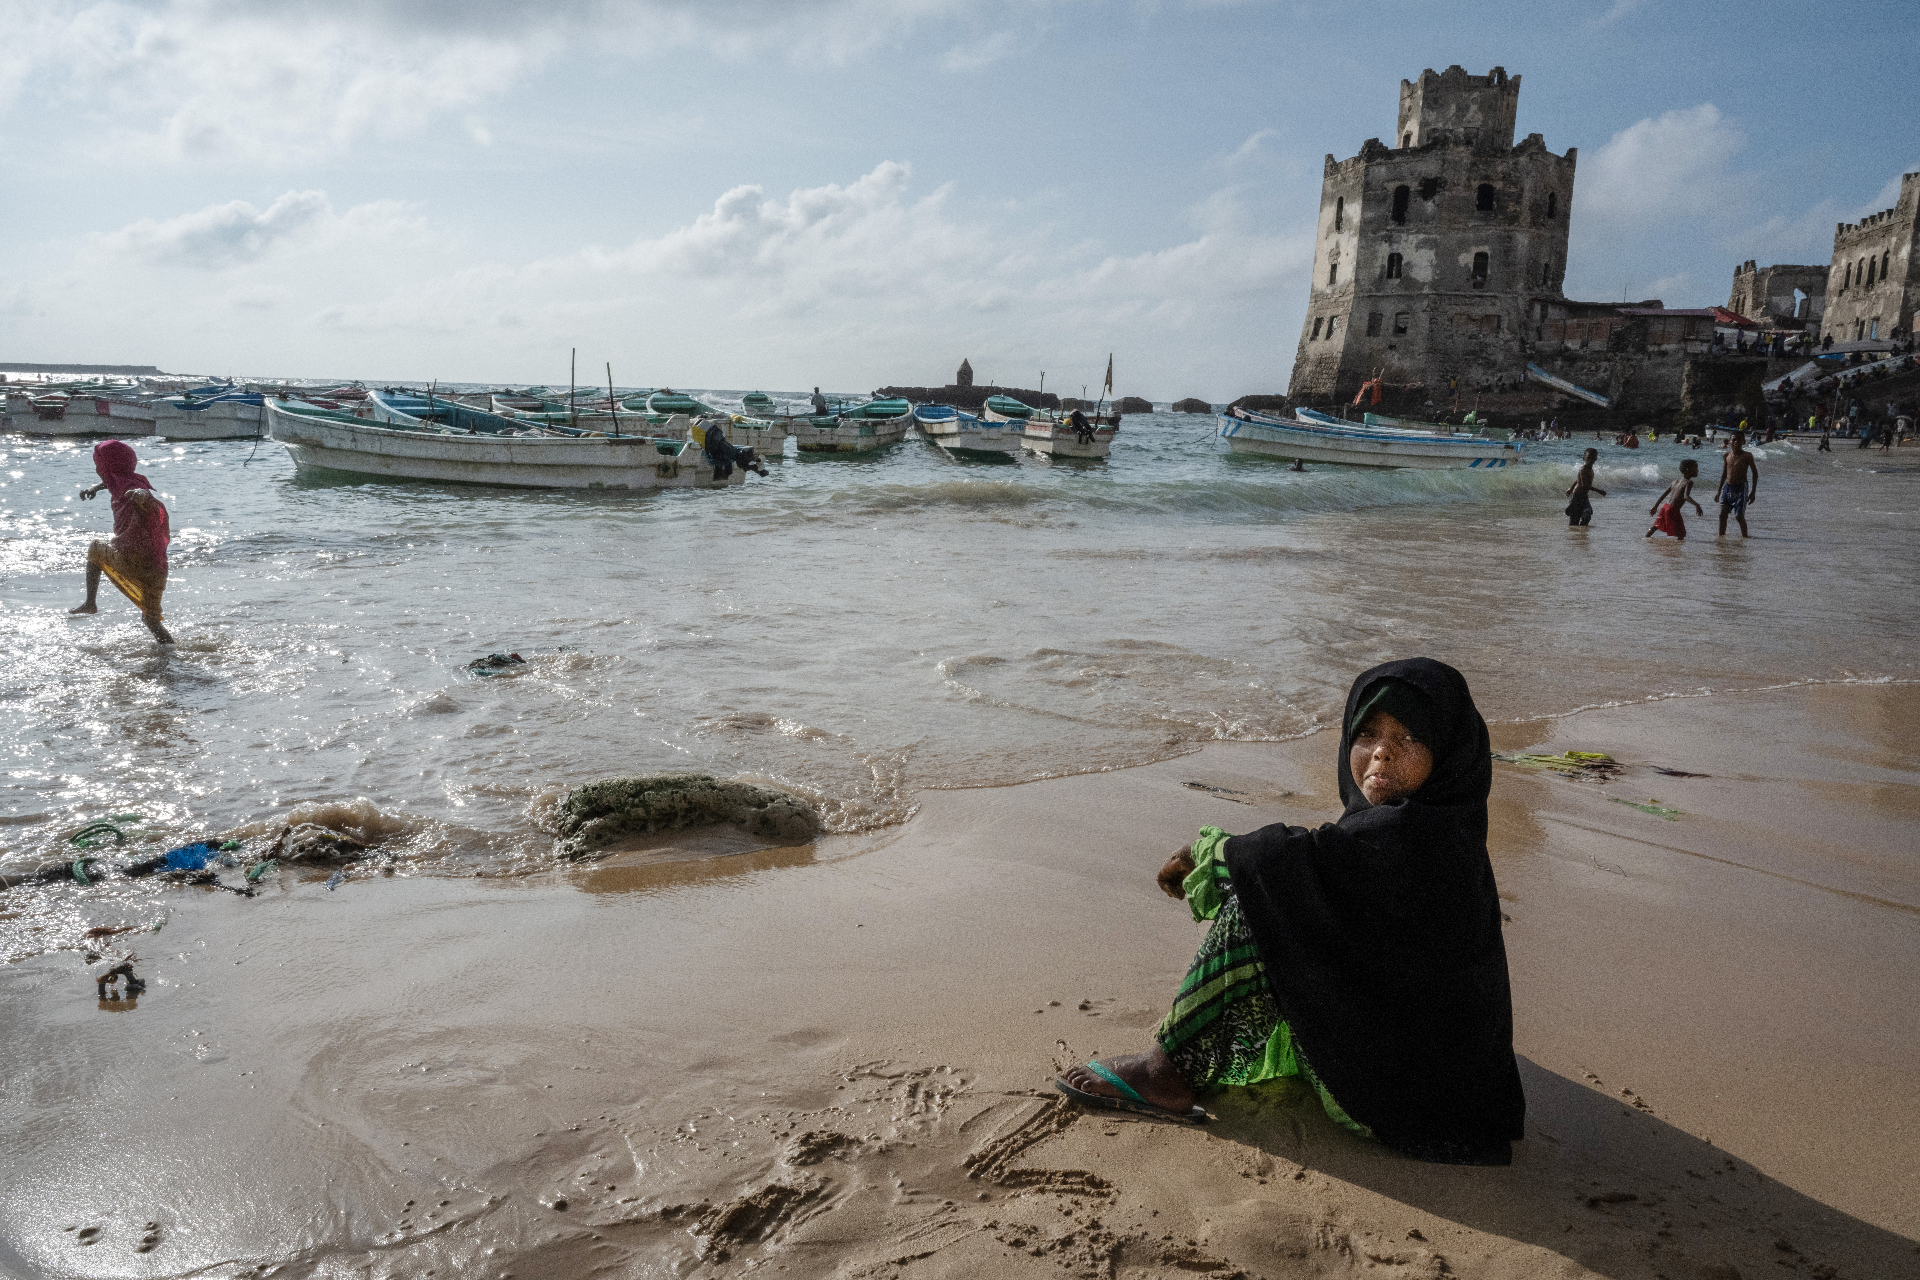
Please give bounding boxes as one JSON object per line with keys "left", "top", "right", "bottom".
{"left": 1, "top": 0, "right": 1915, "bottom": 399}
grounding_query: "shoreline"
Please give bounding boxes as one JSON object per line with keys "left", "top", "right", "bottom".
{"left": 1, "top": 681, "right": 1916, "bottom": 1278}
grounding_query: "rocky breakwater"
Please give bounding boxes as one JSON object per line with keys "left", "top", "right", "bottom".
{"left": 874, "top": 384, "right": 1059, "bottom": 411}
{"left": 555, "top": 773, "right": 820, "bottom": 858}
{"left": 1172, "top": 398, "right": 1213, "bottom": 414}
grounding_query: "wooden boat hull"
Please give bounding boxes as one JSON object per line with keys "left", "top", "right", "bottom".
{"left": 913, "top": 406, "right": 1020, "bottom": 455}
{"left": 1021, "top": 421, "right": 1116, "bottom": 458}
{"left": 4, "top": 396, "right": 162, "bottom": 436}
{"left": 163, "top": 399, "right": 264, "bottom": 439}
{"left": 790, "top": 412, "right": 912, "bottom": 453}
{"left": 266, "top": 401, "right": 746, "bottom": 489}
{"left": 1216, "top": 413, "right": 1523, "bottom": 469}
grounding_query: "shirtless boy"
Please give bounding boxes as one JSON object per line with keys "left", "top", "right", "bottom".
{"left": 1564, "top": 448, "right": 1607, "bottom": 527}
{"left": 1716, "top": 430, "right": 1759, "bottom": 537}
{"left": 1646, "top": 458, "right": 1703, "bottom": 541}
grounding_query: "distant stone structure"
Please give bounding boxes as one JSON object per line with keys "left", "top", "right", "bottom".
{"left": 1172, "top": 398, "right": 1213, "bottom": 413}
{"left": 1113, "top": 396, "right": 1153, "bottom": 414}
{"left": 1819, "top": 172, "right": 1919, "bottom": 344}
{"left": 955, "top": 358, "right": 974, "bottom": 388}
{"left": 1728, "top": 261, "right": 1826, "bottom": 327}
{"left": 1288, "top": 66, "right": 1575, "bottom": 405}
{"left": 876, "top": 382, "right": 1057, "bottom": 411}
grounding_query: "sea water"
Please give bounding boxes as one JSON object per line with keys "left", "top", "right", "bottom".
{"left": 2, "top": 407, "right": 1916, "bottom": 956}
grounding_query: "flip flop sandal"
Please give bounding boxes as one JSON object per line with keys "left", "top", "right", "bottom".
{"left": 1054, "top": 1060, "right": 1207, "bottom": 1124}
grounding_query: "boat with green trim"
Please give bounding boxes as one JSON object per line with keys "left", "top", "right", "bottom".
{"left": 788, "top": 398, "right": 913, "bottom": 453}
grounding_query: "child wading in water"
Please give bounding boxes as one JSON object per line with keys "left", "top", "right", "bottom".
{"left": 1646, "top": 458, "right": 1703, "bottom": 542}
{"left": 69, "top": 440, "right": 173, "bottom": 643}
{"left": 1563, "top": 448, "right": 1607, "bottom": 526}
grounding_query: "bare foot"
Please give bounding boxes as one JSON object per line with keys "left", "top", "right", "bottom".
{"left": 1059, "top": 1046, "right": 1198, "bottom": 1114}
{"left": 69, "top": 603, "right": 97, "bottom": 614}
{"left": 144, "top": 618, "right": 175, "bottom": 644}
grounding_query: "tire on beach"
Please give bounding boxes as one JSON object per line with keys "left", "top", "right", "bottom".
{"left": 556, "top": 773, "right": 820, "bottom": 857}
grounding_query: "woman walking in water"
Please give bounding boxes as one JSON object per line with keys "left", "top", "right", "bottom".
{"left": 1055, "top": 658, "right": 1525, "bottom": 1164}
{"left": 69, "top": 440, "right": 173, "bottom": 644}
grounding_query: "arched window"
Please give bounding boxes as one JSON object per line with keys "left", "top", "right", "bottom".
{"left": 1867, "top": 257, "right": 1876, "bottom": 286}
{"left": 1546, "top": 191, "right": 1557, "bottom": 220}
{"left": 1883, "top": 250, "right": 1892, "bottom": 278}
{"left": 1539, "top": 260, "right": 1551, "bottom": 286}
{"left": 1328, "top": 261, "right": 1339, "bottom": 286}
{"left": 1391, "top": 185, "right": 1410, "bottom": 225}
{"left": 1844, "top": 262, "right": 1853, "bottom": 289}
{"left": 1311, "top": 317, "right": 1323, "bottom": 340}
{"left": 1476, "top": 183, "right": 1495, "bottom": 212}
{"left": 1402, "top": 132, "right": 1412, "bottom": 148}
{"left": 1334, "top": 196, "right": 1344, "bottom": 232}
{"left": 1471, "top": 252, "right": 1489, "bottom": 288}
{"left": 1385, "top": 252, "right": 1403, "bottom": 280}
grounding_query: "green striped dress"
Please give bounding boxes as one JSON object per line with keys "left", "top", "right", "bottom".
{"left": 1154, "top": 827, "right": 1369, "bottom": 1136}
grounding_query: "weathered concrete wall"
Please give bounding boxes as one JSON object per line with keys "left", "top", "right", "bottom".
{"left": 1288, "top": 71, "right": 1575, "bottom": 408}
{"left": 1821, "top": 171, "right": 1920, "bottom": 343}
{"left": 1728, "top": 261, "right": 1826, "bottom": 325}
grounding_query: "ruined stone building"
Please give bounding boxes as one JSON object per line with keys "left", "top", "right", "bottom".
{"left": 1288, "top": 66, "right": 1576, "bottom": 405}
{"left": 1819, "top": 171, "right": 1919, "bottom": 343}
{"left": 1727, "top": 260, "right": 1826, "bottom": 328}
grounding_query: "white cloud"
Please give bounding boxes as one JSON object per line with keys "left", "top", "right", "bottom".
{"left": 8, "top": 163, "right": 1313, "bottom": 397}
{"left": 1578, "top": 104, "right": 1748, "bottom": 226}
{"left": 1220, "top": 127, "right": 1280, "bottom": 166}
{"left": 941, "top": 30, "right": 1018, "bottom": 72}
{"left": 95, "top": 191, "right": 426, "bottom": 270}
{"left": 0, "top": 0, "right": 988, "bottom": 163}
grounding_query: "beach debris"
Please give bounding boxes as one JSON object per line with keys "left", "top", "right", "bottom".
{"left": 467, "top": 652, "right": 527, "bottom": 676}
{"left": 67, "top": 813, "right": 144, "bottom": 848}
{"left": 1609, "top": 797, "right": 1682, "bottom": 820}
{"left": 263, "top": 823, "right": 370, "bottom": 863}
{"left": 1490, "top": 750, "right": 1622, "bottom": 781}
{"left": 1650, "top": 766, "right": 1709, "bottom": 778}
{"left": 555, "top": 773, "right": 820, "bottom": 857}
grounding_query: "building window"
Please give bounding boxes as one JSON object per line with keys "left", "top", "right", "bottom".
{"left": 1883, "top": 250, "right": 1892, "bottom": 279}
{"left": 1867, "top": 257, "right": 1876, "bottom": 286}
{"left": 1844, "top": 262, "right": 1853, "bottom": 289}
{"left": 1311, "top": 317, "right": 1323, "bottom": 340}
{"left": 1402, "top": 132, "right": 1412, "bottom": 148}
{"left": 1334, "top": 196, "right": 1344, "bottom": 232}
{"left": 1418, "top": 177, "right": 1442, "bottom": 200}
{"left": 1391, "top": 185, "right": 1409, "bottom": 225}
{"left": 1328, "top": 261, "right": 1339, "bottom": 285}
{"left": 1546, "top": 191, "right": 1557, "bottom": 220}
{"left": 1385, "top": 252, "right": 1403, "bottom": 280}
{"left": 1367, "top": 312, "right": 1383, "bottom": 336}
{"left": 1871, "top": 319, "right": 1879, "bottom": 339}
{"left": 1476, "top": 183, "right": 1495, "bottom": 212}
{"left": 1327, "top": 317, "right": 1338, "bottom": 337}
{"left": 1393, "top": 311, "right": 1409, "bottom": 334}
{"left": 1472, "top": 251, "right": 1489, "bottom": 288}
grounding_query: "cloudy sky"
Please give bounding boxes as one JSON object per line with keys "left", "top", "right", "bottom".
{"left": 1, "top": 0, "right": 1914, "bottom": 398}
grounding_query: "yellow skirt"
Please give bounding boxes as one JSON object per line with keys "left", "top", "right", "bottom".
{"left": 89, "top": 540, "right": 167, "bottom": 621}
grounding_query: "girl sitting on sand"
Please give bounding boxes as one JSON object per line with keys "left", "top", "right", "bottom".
{"left": 69, "top": 440, "right": 173, "bottom": 644}
{"left": 1056, "top": 658, "right": 1526, "bottom": 1165}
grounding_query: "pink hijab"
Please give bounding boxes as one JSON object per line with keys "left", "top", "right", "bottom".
{"left": 93, "top": 439, "right": 170, "bottom": 558}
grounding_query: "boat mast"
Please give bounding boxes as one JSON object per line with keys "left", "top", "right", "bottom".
{"left": 569, "top": 348, "right": 577, "bottom": 429}
{"left": 607, "top": 362, "right": 620, "bottom": 438}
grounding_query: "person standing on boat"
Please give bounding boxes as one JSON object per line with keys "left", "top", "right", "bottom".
{"left": 69, "top": 439, "right": 173, "bottom": 644}
{"left": 811, "top": 387, "right": 829, "bottom": 416}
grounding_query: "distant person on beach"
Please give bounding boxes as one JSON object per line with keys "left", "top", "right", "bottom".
{"left": 69, "top": 440, "right": 172, "bottom": 644}
{"left": 1717, "top": 432, "right": 1758, "bottom": 537}
{"left": 1563, "top": 448, "right": 1606, "bottom": 527}
{"left": 1646, "top": 458, "right": 1702, "bottom": 541}
{"left": 1053, "top": 658, "right": 1524, "bottom": 1163}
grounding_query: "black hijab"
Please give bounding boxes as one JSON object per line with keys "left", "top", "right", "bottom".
{"left": 1221, "top": 657, "right": 1524, "bottom": 1164}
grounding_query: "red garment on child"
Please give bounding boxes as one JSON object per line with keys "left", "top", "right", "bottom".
{"left": 1653, "top": 502, "right": 1686, "bottom": 538}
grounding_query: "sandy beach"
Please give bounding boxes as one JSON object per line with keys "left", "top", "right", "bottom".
{"left": 2, "top": 679, "right": 1914, "bottom": 1279}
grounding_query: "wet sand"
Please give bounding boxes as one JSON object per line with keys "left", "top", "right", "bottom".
{"left": 2, "top": 681, "right": 1916, "bottom": 1279}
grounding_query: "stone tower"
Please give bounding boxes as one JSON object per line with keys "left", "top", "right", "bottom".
{"left": 1819, "top": 171, "right": 1919, "bottom": 344}
{"left": 1727, "top": 260, "right": 1826, "bottom": 326}
{"left": 1287, "top": 66, "right": 1577, "bottom": 407}
{"left": 955, "top": 358, "right": 974, "bottom": 388}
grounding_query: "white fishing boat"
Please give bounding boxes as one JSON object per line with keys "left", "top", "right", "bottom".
{"left": 161, "top": 390, "right": 265, "bottom": 439}
{"left": 789, "top": 398, "right": 913, "bottom": 453}
{"left": 1216, "top": 407, "right": 1524, "bottom": 469}
{"left": 1020, "top": 415, "right": 1118, "bottom": 458}
{"left": 265, "top": 399, "right": 747, "bottom": 489}
{"left": 4, "top": 392, "right": 165, "bottom": 436}
{"left": 912, "top": 404, "right": 1020, "bottom": 456}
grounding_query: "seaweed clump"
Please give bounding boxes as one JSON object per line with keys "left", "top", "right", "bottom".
{"left": 556, "top": 773, "right": 819, "bottom": 857}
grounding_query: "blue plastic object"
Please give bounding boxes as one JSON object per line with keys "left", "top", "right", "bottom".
{"left": 162, "top": 843, "right": 216, "bottom": 872}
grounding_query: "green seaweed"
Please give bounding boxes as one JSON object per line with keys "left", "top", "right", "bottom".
{"left": 1608, "top": 797, "right": 1682, "bottom": 820}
